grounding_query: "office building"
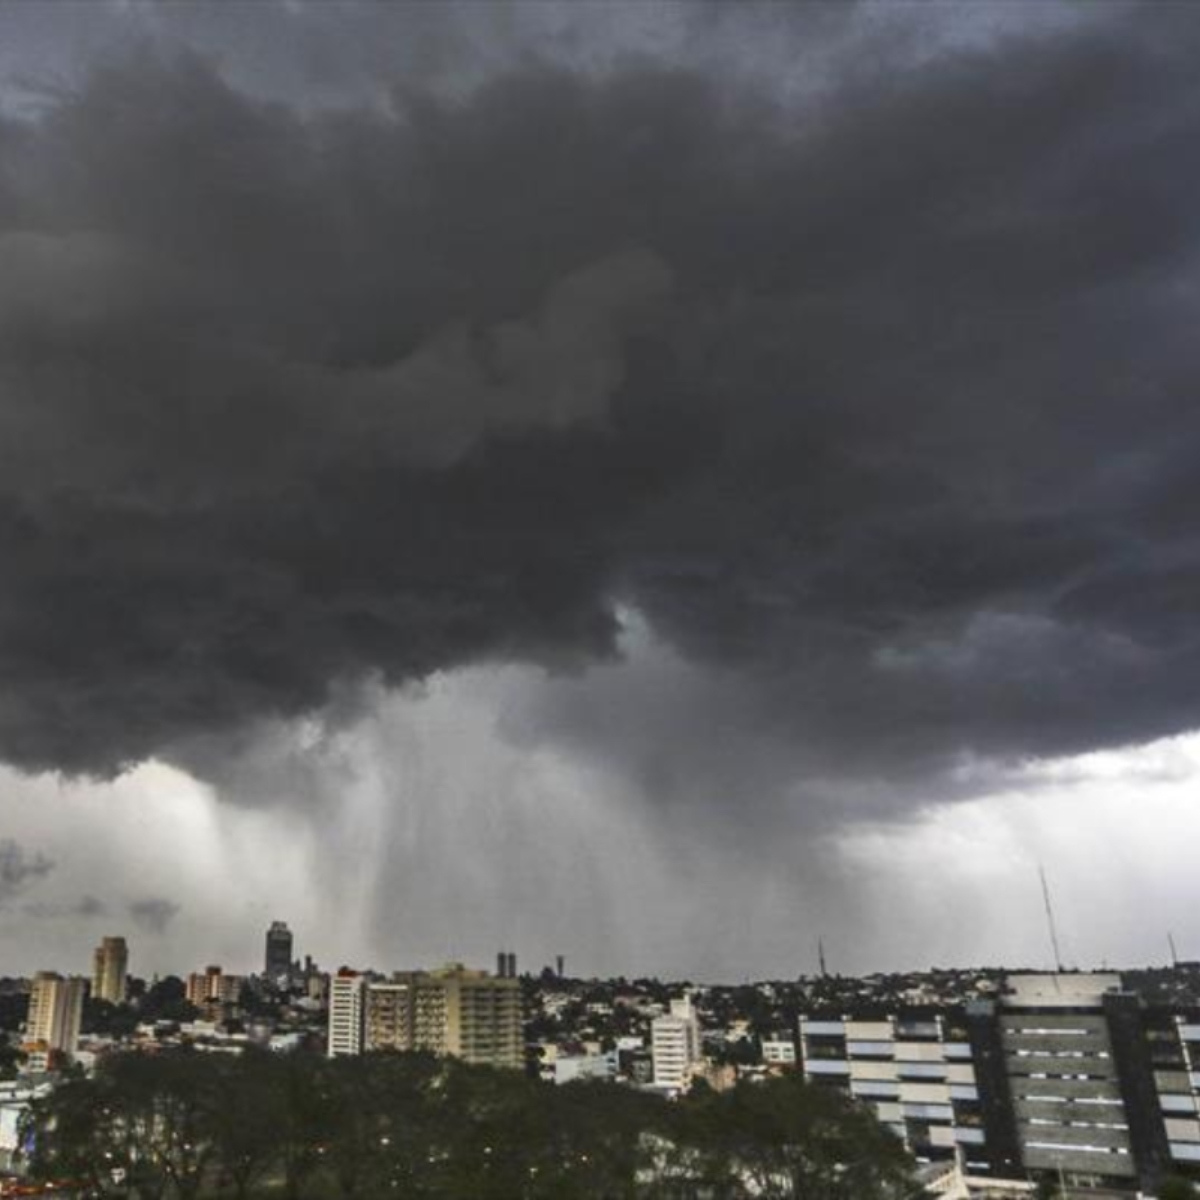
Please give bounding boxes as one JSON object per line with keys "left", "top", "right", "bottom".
{"left": 327, "top": 970, "right": 365, "bottom": 1057}
{"left": 91, "top": 936, "right": 128, "bottom": 1004}
{"left": 798, "top": 972, "right": 1198, "bottom": 1196}
{"left": 24, "top": 973, "right": 86, "bottom": 1068}
{"left": 264, "top": 921, "right": 293, "bottom": 982}
{"left": 999, "top": 973, "right": 1136, "bottom": 1186}
{"left": 800, "top": 1007, "right": 990, "bottom": 1170}
{"left": 652, "top": 995, "right": 702, "bottom": 1093}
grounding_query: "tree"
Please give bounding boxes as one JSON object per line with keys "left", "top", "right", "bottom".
{"left": 663, "top": 1074, "right": 917, "bottom": 1200}
{"left": 1161, "top": 1178, "right": 1198, "bottom": 1200}
{"left": 207, "top": 1051, "right": 283, "bottom": 1199}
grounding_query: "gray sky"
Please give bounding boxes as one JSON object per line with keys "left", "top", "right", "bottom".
{"left": 0, "top": 0, "right": 1198, "bottom": 981}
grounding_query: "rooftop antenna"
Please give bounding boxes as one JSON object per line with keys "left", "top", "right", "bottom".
{"left": 1039, "top": 864, "right": 1065, "bottom": 974}
{"left": 1169, "top": 931, "right": 1180, "bottom": 967}
{"left": 818, "top": 937, "right": 829, "bottom": 979}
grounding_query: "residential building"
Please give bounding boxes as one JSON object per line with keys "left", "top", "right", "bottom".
{"left": 652, "top": 995, "right": 702, "bottom": 1092}
{"left": 405, "top": 964, "right": 523, "bottom": 1069}
{"left": 185, "top": 965, "right": 242, "bottom": 1009}
{"left": 327, "top": 970, "right": 365, "bottom": 1057}
{"left": 91, "top": 936, "right": 128, "bottom": 1004}
{"left": 23, "top": 972, "right": 86, "bottom": 1068}
{"left": 332, "top": 964, "right": 521, "bottom": 1069}
{"left": 364, "top": 981, "right": 411, "bottom": 1052}
{"left": 761, "top": 1033, "right": 798, "bottom": 1067}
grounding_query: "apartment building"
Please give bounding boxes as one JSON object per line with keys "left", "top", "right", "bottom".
{"left": 91, "top": 936, "right": 128, "bottom": 1004}
{"left": 652, "top": 995, "right": 703, "bottom": 1093}
{"left": 23, "top": 972, "right": 86, "bottom": 1070}
{"left": 327, "top": 970, "right": 366, "bottom": 1057}
{"left": 329, "top": 964, "right": 522, "bottom": 1069}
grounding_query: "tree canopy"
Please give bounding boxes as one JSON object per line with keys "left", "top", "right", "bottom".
{"left": 22, "top": 1049, "right": 917, "bottom": 1199}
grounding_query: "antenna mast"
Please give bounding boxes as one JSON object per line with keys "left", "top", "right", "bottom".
{"left": 818, "top": 937, "right": 828, "bottom": 979}
{"left": 1169, "top": 931, "right": 1180, "bottom": 967}
{"left": 1039, "top": 865, "right": 1065, "bottom": 973}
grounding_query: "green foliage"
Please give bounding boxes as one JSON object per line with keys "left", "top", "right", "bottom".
{"left": 1161, "top": 1177, "right": 1198, "bottom": 1200}
{"left": 140, "top": 976, "right": 200, "bottom": 1024}
{"left": 22, "top": 1049, "right": 916, "bottom": 1198}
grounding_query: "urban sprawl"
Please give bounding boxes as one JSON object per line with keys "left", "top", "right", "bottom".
{"left": 4, "top": 925, "right": 1200, "bottom": 1198}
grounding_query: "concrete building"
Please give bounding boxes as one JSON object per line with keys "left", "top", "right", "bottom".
{"left": 364, "top": 981, "right": 411, "bottom": 1052}
{"left": 185, "top": 965, "right": 242, "bottom": 1009}
{"left": 1146, "top": 1011, "right": 1200, "bottom": 1172}
{"left": 404, "top": 964, "right": 523, "bottom": 1069}
{"left": 652, "top": 995, "right": 702, "bottom": 1093}
{"left": 799, "top": 972, "right": 1197, "bottom": 1196}
{"left": 24, "top": 972, "right": 86, "bottom": 1068}
{"left": 800, "top": 1007, "right": 990, "bottom": 1171}
{"left": 91, "top": 936, "right": 128, "bottom": 1004}
{"left": 264, "top": 920, "right": 293, "bottom": 982}
{"left": 761, "top": 1033, "right": 798, "bottom": 1067}
{"left": 331, "top": 965, "right": 522, "bottom": 1069}
{"left": 327, "top": 970, "right": 365, "bottom": 1057}
{"left": 999, "top": 973, "right": 1136, "bottom": 1188}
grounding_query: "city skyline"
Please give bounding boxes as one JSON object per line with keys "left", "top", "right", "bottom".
{"left": 1, "top": 1, "right": 1199, "bottom": 980}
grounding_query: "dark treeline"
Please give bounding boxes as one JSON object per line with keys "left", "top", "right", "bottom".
{"left": 22, "top": 1049, "right": 918, "bottom": 1199}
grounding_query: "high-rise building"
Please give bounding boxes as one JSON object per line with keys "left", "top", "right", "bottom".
{"left": 327, "top": 970, "right": 365, "bottom": 1057}
{"left": 264, "top": 921, "right": 293, "bottom": 982}
{"left": 364, "top": 981, "right": 411, "bottom": 1052}
{"left": 795, "top": 971, "right": 1184, "bottom": 1195}
{"left": 335, "top": 964, "right": 522, "bottom": 1069}
{"left": 652, "top": 995, "right": 702, "bottom": 1092}
{"left": 91, "top": 936, "right": 128, "bottom": 1004}
{"left": 1000, "top": 973, "right": 1136, "bottom": 1186}
{"left": 24, "top": 973, "right": 86, "bottom": 1068}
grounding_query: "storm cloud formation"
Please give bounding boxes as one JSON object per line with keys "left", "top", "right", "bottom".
{"left": 1, "top": 1, "right": 1199, "bottom": 820}
{"left": 0, "top": 838, "right": 53, "bottom": 905}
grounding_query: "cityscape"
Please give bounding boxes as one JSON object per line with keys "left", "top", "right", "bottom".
{"left": 3, "top": 923, "right": 1200, "bottom": 1196}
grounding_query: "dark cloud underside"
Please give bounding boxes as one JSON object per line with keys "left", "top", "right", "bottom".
{"left": 0, "top": 5, "right": 1198, "bottom": 797}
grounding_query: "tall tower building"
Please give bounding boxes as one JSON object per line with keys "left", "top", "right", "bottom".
{"left": 327, "top": 970, "right": 365, "bottom": 1057}
{"left": 264, "top": 920, "right": 293, "bottom": 981}
{"left": 91, "top": 936, "right": 128, "bottom": 1004}
{"left": 25, "top": 972, "right": 86, "bottom": 1067}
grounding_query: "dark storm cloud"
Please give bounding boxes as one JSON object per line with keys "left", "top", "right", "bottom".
{"left": 1, "top": 4, "right": 1199, "bottom": 800}
{"left": 0, "top": 838, "right": 53, "bottom": 903}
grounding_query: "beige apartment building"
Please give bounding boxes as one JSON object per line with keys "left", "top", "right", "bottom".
{"left": 333, "top": 964, "right": 522, "bottom": 1069}
{"left": 24, "top": 972, "right": 86, "bottom": 1069}
{"left": 91, "top": 936, "right": 128, "bottom": 1004}
{"left": 185, "top": 965, "right": 242, "bottom": 1009}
